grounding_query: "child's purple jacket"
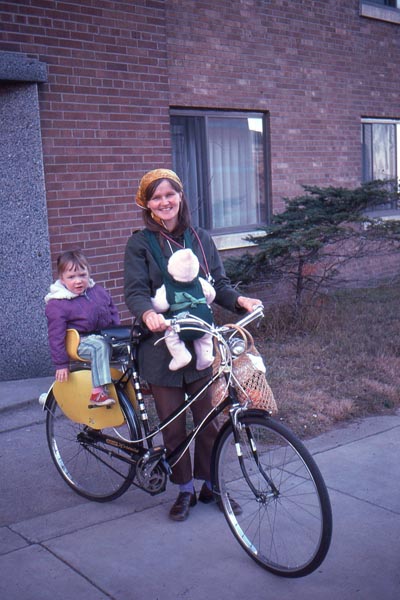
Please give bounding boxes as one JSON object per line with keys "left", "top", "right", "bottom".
{"left": 45, "top": 281, "right": 120, "bottom": 369}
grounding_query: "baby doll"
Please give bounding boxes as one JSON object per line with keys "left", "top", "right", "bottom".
{"left": 151, "top": 248, "right": 216, "bottom": 371}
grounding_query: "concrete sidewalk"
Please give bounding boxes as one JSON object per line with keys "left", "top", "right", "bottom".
{"left": 1, "top": 376, "right": 400, "bottom": 599}
{"left": 0, "top": 375, "right": 54, "bottom": 414}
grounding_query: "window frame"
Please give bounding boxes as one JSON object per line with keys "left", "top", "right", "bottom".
{"left": 360, "top": 0, "right": 400, "bottom": 24}
{"left": 361, "top": 117, "right": 400, "bottom": 216}
{"left": 170, "top": 108, "right": 271, "bottom": 239}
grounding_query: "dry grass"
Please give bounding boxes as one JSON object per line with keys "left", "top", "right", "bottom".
{"left": 251, "top": 283, "right": 400, "bottom": 438}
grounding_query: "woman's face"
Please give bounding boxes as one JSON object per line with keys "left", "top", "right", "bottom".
{"left": 147, "top": 179, "right": 182, "bottom": 231}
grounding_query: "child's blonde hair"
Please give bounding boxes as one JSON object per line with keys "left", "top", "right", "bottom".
{"left": 56, "top": 250, "right": 91, "bottom": 277}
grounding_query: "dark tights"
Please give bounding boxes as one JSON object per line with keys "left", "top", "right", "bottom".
{"left": 151, "top": 376, "right": 219, "bottom": 485}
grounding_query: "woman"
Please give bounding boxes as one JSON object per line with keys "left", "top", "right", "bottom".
{"left": 124, "top": 168, "right": 261, "bottom": 521}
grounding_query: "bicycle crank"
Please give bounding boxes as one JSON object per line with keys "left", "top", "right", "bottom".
{"left": 135, "top": 446, "right": 170, "bottom": 495}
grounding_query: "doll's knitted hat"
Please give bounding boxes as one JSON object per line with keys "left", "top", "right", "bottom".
{"left": 167, "top": 249, "right": 200, "bottom": 283}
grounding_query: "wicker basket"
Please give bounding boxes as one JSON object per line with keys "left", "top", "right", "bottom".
{"left": 211, "top": 326, "right": 277, "bottom": 414}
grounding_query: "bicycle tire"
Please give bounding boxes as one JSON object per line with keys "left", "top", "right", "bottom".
{"left": 46, "top": 387, "right": 141, "bottom": 502}
{"left": 213, "top": 409, "right": 332, "bottom": 577}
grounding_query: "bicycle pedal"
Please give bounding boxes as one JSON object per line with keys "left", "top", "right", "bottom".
{"left": 142, "top": 446, "right": 166, "bottom": 462}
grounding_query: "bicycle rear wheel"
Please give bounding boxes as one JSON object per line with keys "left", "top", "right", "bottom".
{"left": 213, "top": 410, "right": 332, "bottom": 577}
{"left": 46, "top": 388, "right": 141, "bottom": 502}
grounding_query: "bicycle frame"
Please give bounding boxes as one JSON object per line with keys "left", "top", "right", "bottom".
{"left": 44, "top": 305, "right": 265, "bottom": 494}
{"left": 83, "top": 346, "right": 245, "bottom": 486}
{"left": 117, "top": 308, "right": 262, "bottom": 440}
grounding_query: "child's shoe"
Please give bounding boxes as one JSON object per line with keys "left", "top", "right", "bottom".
{"left": 89, "top": 390, "right": 115, "bottom": 406}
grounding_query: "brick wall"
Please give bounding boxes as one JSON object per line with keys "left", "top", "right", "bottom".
{"left": 0, "top": 0, "right": 172, "bottom": 322}
{"left": 166, "top": 0, "right": 400, "bottom": 208}
{"left": 1, "top": 0, "right": 400, "bottom": 328}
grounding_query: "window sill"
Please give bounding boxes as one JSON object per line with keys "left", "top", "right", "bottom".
{"left": 213, "top": 230, "right": 262, "bottom": 251}
{"left": 366, "top": 209, "right": 400, "bottom": 220}
{"left": 360, "top": 2, "right": 400, "bottom": 25}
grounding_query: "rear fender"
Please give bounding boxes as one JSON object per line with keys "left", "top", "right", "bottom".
{"left": 46, "top": 368, "right": 137, "bottom": 430}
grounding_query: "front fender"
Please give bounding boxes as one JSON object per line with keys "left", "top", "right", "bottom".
{"left": 210, "top": 408, "right": 272, "bottom": 487}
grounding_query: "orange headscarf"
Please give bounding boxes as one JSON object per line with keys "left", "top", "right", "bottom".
{"left": 135, "top": 169, "right": 183, "bottom": 209}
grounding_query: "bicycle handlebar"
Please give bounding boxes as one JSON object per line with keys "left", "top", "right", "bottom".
{"left": 164, "top": 303, "right": 264, "bottom": 335}
{"left": 235, "top": 304, "right": 264, "bottom": 329}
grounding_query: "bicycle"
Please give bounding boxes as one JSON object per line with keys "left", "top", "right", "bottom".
{"left": 42, "top": 305, "right": 332, "bottom": 578}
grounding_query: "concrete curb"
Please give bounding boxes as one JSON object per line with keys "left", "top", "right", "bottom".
{"left": 0, "top": 376, "right": 54, "bottom": 414}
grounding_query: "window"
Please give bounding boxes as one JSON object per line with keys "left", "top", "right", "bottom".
{"left": 367, "top": 0, "right": 398, "bottom": 6}
{"left": 362, "top": 118, "right": 400, "bottom": 210}
{"left": 170, "top": 109, "right": 269, "bottom": 235}
{"left": 360, "top": 1, "right": 400, "bottom": 24}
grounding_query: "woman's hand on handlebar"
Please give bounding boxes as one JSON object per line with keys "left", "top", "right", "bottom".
{"left": 237, "top": 296, "right": 263, "bottom": 313}
{"left": 142, "top": 310, "right": 169, "bottom": 333}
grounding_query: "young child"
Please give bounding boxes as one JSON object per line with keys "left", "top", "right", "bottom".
{"left": 45, "top": 250, "right": 120, "bottom": 406}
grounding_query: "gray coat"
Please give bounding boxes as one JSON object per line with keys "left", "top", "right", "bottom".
{"left": 124, "top": 227, "right": 241, "bottom": 387}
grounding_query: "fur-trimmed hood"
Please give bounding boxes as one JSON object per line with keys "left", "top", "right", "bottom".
{"left": 44, "top": 278, "right": 95, "bottom": 303}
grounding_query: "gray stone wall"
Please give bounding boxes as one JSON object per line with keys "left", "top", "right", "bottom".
{"left": 0, "top": 52, "right": 52, "bottom": 381}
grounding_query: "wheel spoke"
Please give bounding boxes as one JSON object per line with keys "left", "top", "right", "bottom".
{"left": 214, "top": 412, "right": 332, "bottom": 577}
{"left": 46, "top": 391, "right": 139, "bottom": 501}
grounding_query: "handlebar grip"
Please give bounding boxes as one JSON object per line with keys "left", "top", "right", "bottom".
{"left": 235, "top": 304, "right": 264, "bottom": 328}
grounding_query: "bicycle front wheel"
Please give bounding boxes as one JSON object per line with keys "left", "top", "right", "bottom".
{"left": 213, "top": 410, "right": 332, "bottom": 577}
{"left": 46, "top": 388, "right": 141, "bottom": 502}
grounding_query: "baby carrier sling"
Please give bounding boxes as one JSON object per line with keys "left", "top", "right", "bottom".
{"left": 144, "top": 229, "right": 213, "bottom": 342}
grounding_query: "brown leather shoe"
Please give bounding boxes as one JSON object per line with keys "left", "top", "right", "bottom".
{"left": 169, "top": 492, "right": 197, "bottom": 521}
{"left": 199, "top": 482, "right": 242, "bottom": 515}
{"left": 198, "top": 482, "right": 215, "bottom": 504}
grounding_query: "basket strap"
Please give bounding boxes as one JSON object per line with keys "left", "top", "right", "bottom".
{"left": 223, "top": 324, "right": 255, "bottom": 352}
{"left": 213, "top": 324, "right": 258, "bottom": 375}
